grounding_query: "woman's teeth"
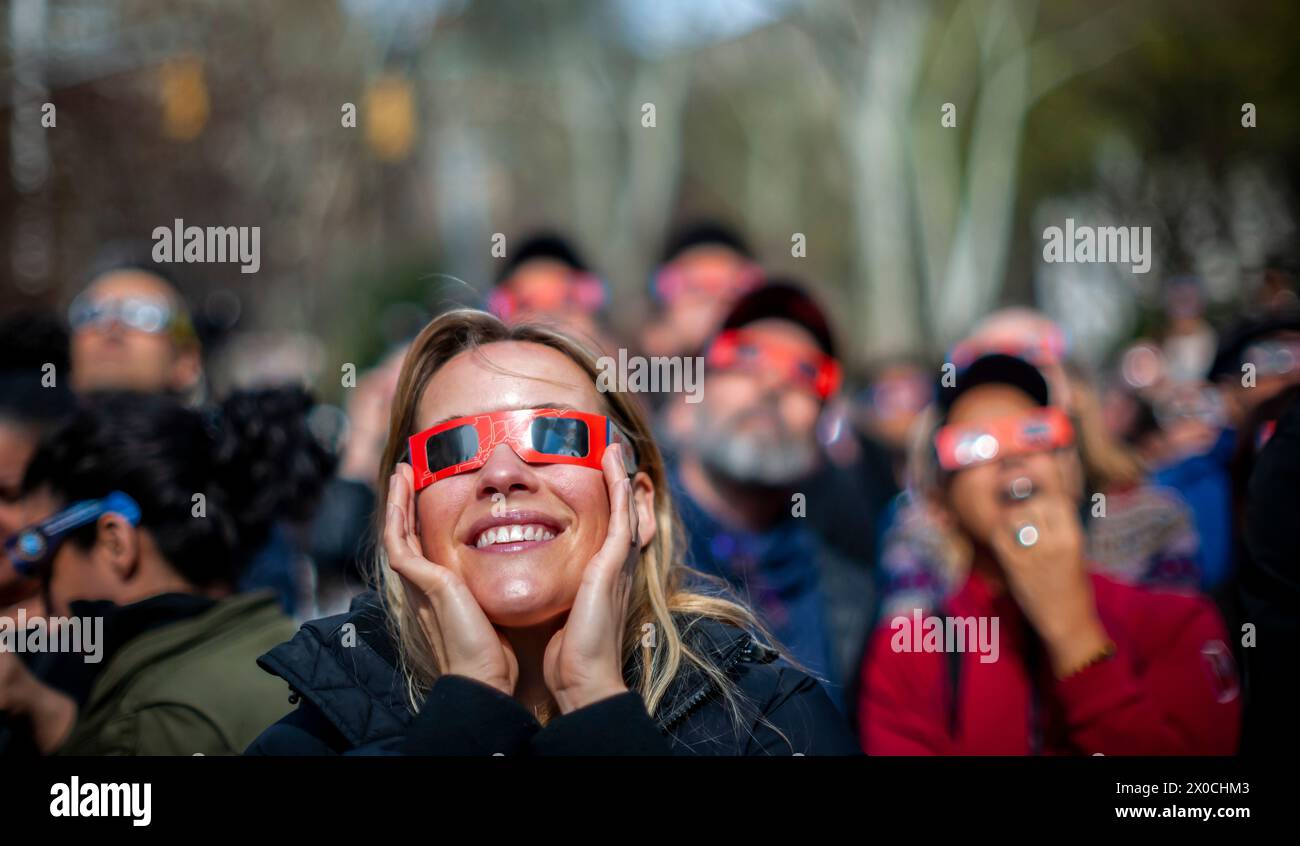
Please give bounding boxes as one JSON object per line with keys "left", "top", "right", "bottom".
{"left": 474, "top": 524, "right": 557, "bottom": 548}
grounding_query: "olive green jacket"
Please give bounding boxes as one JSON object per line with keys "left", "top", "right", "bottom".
{"left": 57, "top": 591, "right": 296, "bottom": 756}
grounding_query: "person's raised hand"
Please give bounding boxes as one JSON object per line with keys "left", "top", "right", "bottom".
{"left": 988, "top": 490, "right": 1110, "bottom": 676}
{"left": 384, "top": 463, "right": 518, "bottom": 696}
{"left": 543, "top": 443, "right": 640, "bottom": 714}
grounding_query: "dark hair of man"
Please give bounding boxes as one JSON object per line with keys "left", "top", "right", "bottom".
{"left": 23, "top": 387, "right": 337, "bottom": 588}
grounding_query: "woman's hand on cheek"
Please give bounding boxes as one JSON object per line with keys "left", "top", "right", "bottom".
{"left": 543, "top": 444, "right": 639, "bottom": 714}
{"left": 385, "top": 463, "right": 519, "bottom": 696}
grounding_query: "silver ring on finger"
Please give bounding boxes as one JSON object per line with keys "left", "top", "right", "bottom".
{"left": 1015, "top": 523, "right": 1040, "bottom": 548}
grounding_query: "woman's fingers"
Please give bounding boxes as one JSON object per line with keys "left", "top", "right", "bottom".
{"left": 1004, "top": 497, "right": 1044, "bottom": 538}
{"left": 1007, "top": 496, "right": 1065, "bottom": 552}
{"left": 384, "top": 469, "right": 446, "bottom": 594}
{"left": 627, "top": 476, "right": 639, "bottom": 550}
{"left": 380, "top": 467, "right": 514, "bottom": 692}
{"left": 541, "top": 444, "right": 637, "bottom": 712}
{"left": 993, "top": 499, "right": 1043, "bottom": 567}
{"left": 988, "top": 517, "right": 1018, "bottom": 564}
{"left": 389, "top": 462, "right": 422, "bottom": 560}
{"left": 563, "top": 444, "right": 635, "bottom": 630}
{"left": 591, "top": 445, "right": 634, "bottom": 580}
{"left": 385, "top": 492, "right": 495, "bottom": 654}
{"left": 1040, "top": 493, "right": 1071, "bottom": 536}
{"left": 497, "top": 628, "right": 520, "bottom": 686}
{"left": 383, "top": 478, "right": 412, "bottom": 565}
{"left": 382, "top": 474, "right": 414, "bottom": 567}
{"left": 609, "top": 444, "right": 633, "bottom": 541}
{"left": 397, "top": 462, "right": 419, "bottom": 551}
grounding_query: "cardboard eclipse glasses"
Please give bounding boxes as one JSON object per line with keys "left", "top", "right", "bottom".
{"left": 706, "top": 329, "right": 842, "bottom": 400}
{"left": 408, "top": 408, "right": 638, "bottom": 491}
{"left": 935, "top": 407, "right": 1074, "bottom": 472}
{"left": 487, "top": 271, "right": 606, "bottom": 322}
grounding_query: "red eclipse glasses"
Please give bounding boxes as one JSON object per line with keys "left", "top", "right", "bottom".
{"left": 934, "top": 407, "right": 1075, "bottom": 472}
{"left": 705, "top": 329, "right": 842, "bottom": 399}
{"left": 487, "top": 271, "right": 606, "bottom": 323}
{"left": 407, "top": 408, "right": 637, "bottom": 491}
{"left": 654, "top": 261, "right": 763, "bottom": 304}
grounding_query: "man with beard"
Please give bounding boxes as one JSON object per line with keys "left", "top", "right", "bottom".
{"left": 666, "top": 281, "right": 873, "bottom": 711}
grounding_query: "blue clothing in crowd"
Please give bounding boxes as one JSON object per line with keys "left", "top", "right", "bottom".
{"left": 238, "top": 522, "right": 303, "bottom": 617}
{"left": 669, "top": 467, "right": 839, "bottom": 691}
{"left": 1153, "top": 429, "right": 1236, "bottom": 592}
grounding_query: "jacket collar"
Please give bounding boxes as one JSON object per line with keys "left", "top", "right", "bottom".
{"left": 85, "top": 591, "right": 282, "bottom": 712}
{"left": 257, "top": 592, "right": 410, "bottom": 748}
{"left": 257, "top": 592, "right": 776, "bottom": 748}
{"left": 641, "top": 614, "right": 777, "bottom": 730}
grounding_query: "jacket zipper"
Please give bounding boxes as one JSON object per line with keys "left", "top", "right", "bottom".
{"left": 659, "top": 635, "right": 763, "bottom": 730}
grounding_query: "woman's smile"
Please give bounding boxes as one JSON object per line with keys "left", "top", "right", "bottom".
{"left": 464, "top": 509, "right": 567, "bottom": 554}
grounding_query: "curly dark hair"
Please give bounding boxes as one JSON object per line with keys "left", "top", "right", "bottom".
{"left": 23, "top": 387, "right": 337, "bottom": 588}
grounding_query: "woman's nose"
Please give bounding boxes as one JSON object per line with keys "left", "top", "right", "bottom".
{"left": 996, "top": 453, "right": 1036, "bottom": 481}
{"left": 475, "top": 444, "right": 540, "bottom": 497}
{"left": 1000, "top": 451, "right": 1028, "bottom": 469}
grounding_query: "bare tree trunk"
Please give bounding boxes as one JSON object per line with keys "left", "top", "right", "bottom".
{"left": 911, "top": 0, "right": 1141, "bottom": 350}
{"left": 842, "top": 0, "right": 931, "bottom": 357}
{"left": 608, "top": 56, "right": 693, "bottom": 299}
{"left": 930, "top": 0, "right": 1034, "bottom": 346}
{"left": 9, "top": 0, "right": 54, "bottom": 296}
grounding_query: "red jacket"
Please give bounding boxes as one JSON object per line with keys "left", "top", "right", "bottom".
{"left": 860, "top": 571, "right": 1241, "bottom": 755}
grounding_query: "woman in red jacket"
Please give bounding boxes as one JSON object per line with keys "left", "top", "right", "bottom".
{"left": 860, "top": 353, "right": 1240, "bottom": 755}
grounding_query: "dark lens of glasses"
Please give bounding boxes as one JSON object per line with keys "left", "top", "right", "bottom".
{"left": 424, "top": 424, "right": 480, "bottom": 472}
{"left": 530, "top": 417, "right": 589, "bottom": 458}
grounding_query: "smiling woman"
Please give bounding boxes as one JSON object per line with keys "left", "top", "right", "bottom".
{"left": 247, "top": 309, "right": 859, "bottom": 756}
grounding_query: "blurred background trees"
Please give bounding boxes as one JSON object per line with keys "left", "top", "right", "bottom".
{"left": 2, "top": 0, "right": 1297, "bottom": 395}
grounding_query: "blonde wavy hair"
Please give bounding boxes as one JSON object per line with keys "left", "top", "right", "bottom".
{"left": 370, "top": 309, "right": 770, "bottom": 726}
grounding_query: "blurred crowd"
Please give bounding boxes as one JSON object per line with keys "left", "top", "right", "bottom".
{"left": 2, "top": 221, "right": 1298, "bottom": 756}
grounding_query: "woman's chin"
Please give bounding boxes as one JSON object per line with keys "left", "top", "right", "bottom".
{"left": 472, "top": 580, "right": 570, "bottom": 629}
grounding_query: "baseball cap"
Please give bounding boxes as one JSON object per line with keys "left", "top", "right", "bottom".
{"left": 496, "top": 232, "right": 589, "bottom": 284}
{"left": 937, "top": 353, "right": 1050, "bottom": 418}
{"left": 661, "top": 220, "right": 753, "bottom": 264}
{"left": 718, "top": 279, "right": 837, "bottom": 359}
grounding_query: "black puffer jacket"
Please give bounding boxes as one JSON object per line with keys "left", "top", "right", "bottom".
{"left": 245, "top": 592, "right": 860, "bottom": 756}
